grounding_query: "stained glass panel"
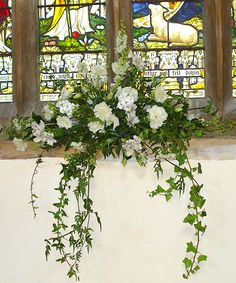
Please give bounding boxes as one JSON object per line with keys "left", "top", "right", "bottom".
{"left": 0, "top": 0, "right": 12, "bottom": 102}
{"left": 132, "top": 1, "right": 205, "bottom": 98}
{"left": 232, "top": 0, "right": 236, "bottom": 96}
{"left": 38, "top": 0, "right": 106, "bottom": 101}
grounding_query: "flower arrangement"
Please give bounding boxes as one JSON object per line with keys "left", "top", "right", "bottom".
{"left": 5, "top": 28, "right": 233, "bottom": 281}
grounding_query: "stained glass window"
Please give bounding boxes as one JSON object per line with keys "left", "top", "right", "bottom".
{"left": 132, "top": 0, "right": 205, "bottom": 98}
{"left": 0, "top": 0, "right": 12, "bottom": 102}
{"left": 232, "top": 0, "right": 236, "bottom": 96}
{"left": 38, "top": 0, "right": 106, "bottom": 101}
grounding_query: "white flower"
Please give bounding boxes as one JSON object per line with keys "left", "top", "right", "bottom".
{"left": 56, "top": 99, "right": 74, "bottom": 117}
{"left": 13, "top": 138, "right": 28, "bottom": 152}
{"left": 71, "top": 142, "right": 85, "bottom": 152}
{"left": 31, "top": 120, "right": 56, "bottom": 146}
{"left": 112, "top": 60, "right": 129, "bottom": 77}
{"left": 56, "top": 116, "right": 72, "bottom": 129}
{"left": 12, "top": 118, "right": 22, "bottom": 131}
{"left": 147, "top": 105, "right": 168, "bottom": 129}
{"left": 77, "top": 62, "right": 88, "bottom": 77}
{"left": 115, "top": 87, "right": 138, "bottom": 112}
{"left": 89, "top": 64, "right": 107, "bottom": 87}
{"left": 42, "top": 104, "right": 54, "bottom": 121}
{"left": 128, "top": 50, "right": 133, "bottom": 58}
{"left": 33, "top": 131, "right": 57, "bottom": 146}
{"left": 88, "top": 121, "right": 105, "bottom": 134}
{"left": 31, "top": 120, "right": 45, "bottom": 137}
{"left": 60, "top": 87, "right": 71, "bottom": 99}
{"left": 126, "top": 110, "right": 140, "bottom": 126}
{"left": 154, "top": 86, "right": 168, "bottom": 103}
{"left": 122, "top": 136, "right": 142, "bottom": 157}
{"left": 132, "top": 54, "right": 145, "bottom": 70}
{"left": 42, "top": 132, "right": 57, "bottom": 146}
{"left": 109, "top": 114, "right": 120, "bottom": 130}
{"left": 115, "top": 31, "right": 127, "bottom": 54}
{"left": 94, "top": 102, "right": 112, "bottom": 122}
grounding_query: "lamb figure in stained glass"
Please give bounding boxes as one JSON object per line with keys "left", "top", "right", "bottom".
{"left": 44, "top": 0, "right": 95, "bottom": 40}
{"left": 0, "top": 0, "right": 11, "bottom": 53}
{"left": 148, "top": 4, "right": 198, "bottom": 47}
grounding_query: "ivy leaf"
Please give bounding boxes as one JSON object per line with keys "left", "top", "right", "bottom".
{"left": 183, "top": 213, "right": 197, "bottom": 225}
{"left": 198, "top": 255, "right": 207, "bottom": 263}
{"left": 186, "top": 242, "right": 196, "bottom": 253}
{"left": 183, "top": 257, "right": 192, "bottom": 269}
{"left": 194, "top": 221, "right": 206, "bottom": 233}
{"left": 165, "top": 193, "right": 173, "bottom": 202}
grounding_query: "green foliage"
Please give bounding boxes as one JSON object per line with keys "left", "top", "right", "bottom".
{"left": 4, "top": 28, "right": 235, "bottom": 281}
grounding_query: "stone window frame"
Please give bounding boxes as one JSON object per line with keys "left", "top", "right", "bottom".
{"left": 0, "top": 0, "right": 235, "bottom": 158}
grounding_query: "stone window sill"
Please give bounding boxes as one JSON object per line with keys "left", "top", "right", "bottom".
{"left": 1, "top": 138, "right": 236, "bottom": 160}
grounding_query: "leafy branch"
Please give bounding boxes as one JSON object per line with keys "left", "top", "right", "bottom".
{"left": 29, "top": 151, "right": 44, "bottom": 218}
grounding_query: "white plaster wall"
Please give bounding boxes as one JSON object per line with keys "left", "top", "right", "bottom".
{"left": 0, "top": 158, "right": 236, "bottom": 283}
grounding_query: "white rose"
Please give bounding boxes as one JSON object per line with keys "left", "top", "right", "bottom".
{"left": 94, "top": 102, "right": 112, "bottom": 122}
{"left": 56, "top": 116, "right": 72, "bottom": 129}
{"left": 147, "top": 105, "right": 168, "bottom": 129}
{"left": 88, "top": 121, "right": 105, "bottom": 134}
{"left": 154, "top": 86, "right": 168, "bottom": 103}
{"left": 13, "top": 138, "right": 28, "bottom": 152}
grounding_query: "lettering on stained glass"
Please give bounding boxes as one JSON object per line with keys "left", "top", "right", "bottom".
{"left": 38, "top": 0, "right": 106, "bottom": 101}
{"left": 0, "top": 0, "right": 12, "bottom": 101}
{"left": 132, "top": 1, "right": 205, "bottom": 97}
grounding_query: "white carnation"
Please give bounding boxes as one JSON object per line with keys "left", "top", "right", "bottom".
{"left": 13, "top": 138, "right": 28, "bottom": 152}
{"left": 122, "top": 136, "right": 142, "bottom": 157}
{"left": 147, "top": 105, "right": 168, "bottom": 129}
{"left": 71, "top": 142, "right": 85, "bottom": 152}
{"left": 88, "top": 121, "right": 105, "bottom": 134}
{"left": 154, "top": 86, "right": 168, "bottom": 103}
{"left": 56, "top": 116, "right": 72, "bottom": 129}
{"left": 94, "top": 102, "right": 112, "bottom": 122}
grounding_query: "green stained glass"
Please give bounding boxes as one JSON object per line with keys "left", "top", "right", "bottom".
{"left": 0, "top": 0, "right": 13, "bottom": 102}
{"left": 132, "top": 1, "right": 205, "bottom": 97}
{"left": 38, "top": 0, "right": 106, "bottom": 53}
{"left": 38, "top": 0, "right": 106, "bottom": 101}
